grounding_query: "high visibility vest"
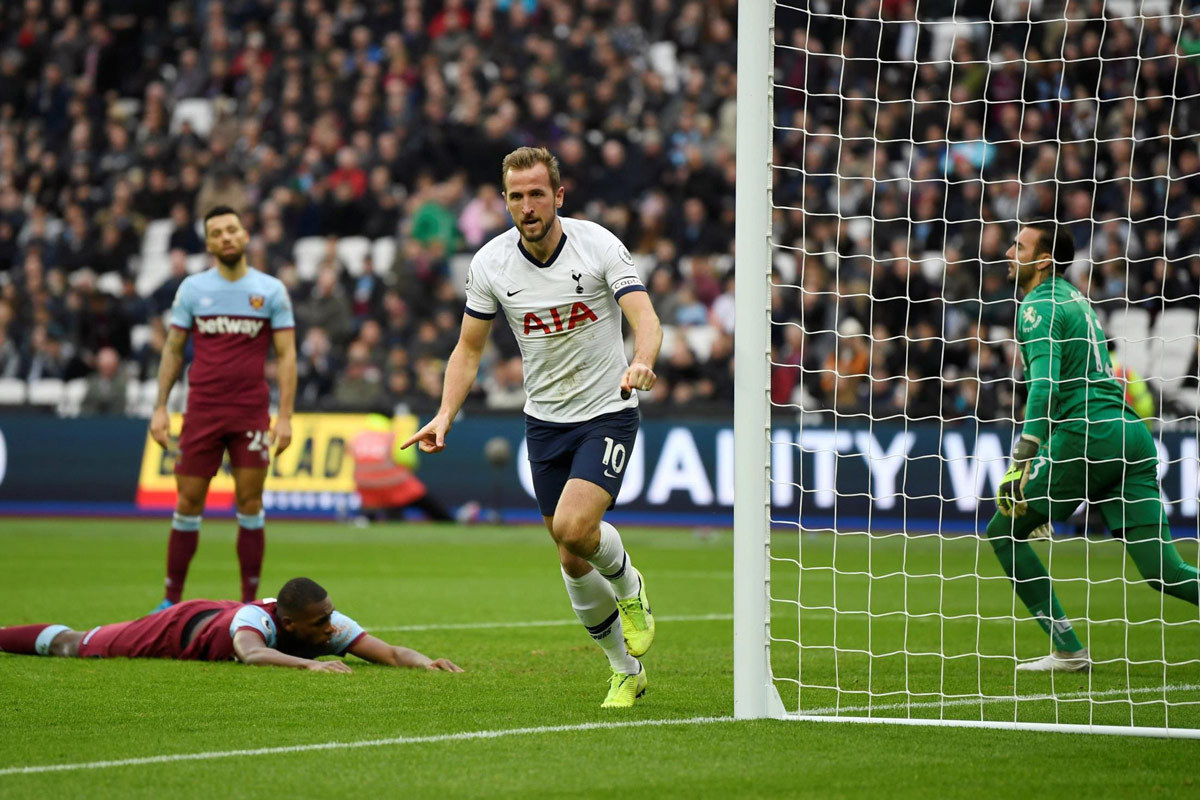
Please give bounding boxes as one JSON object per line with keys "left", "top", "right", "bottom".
{"left": 351, "top": 429, "right": 413, "bottom": 489}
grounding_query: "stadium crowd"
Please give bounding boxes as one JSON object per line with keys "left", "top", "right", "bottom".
{"left": 0, "top": 0, "right": 1196, "bottom": 421}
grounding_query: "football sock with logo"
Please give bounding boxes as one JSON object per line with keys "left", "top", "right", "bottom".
{"left": 0, "top": 624, "right": 69, "bottom": 655}
{"left": 1120, "top": 523, "right": 1200, "bottom": 605}
{"left": 236, "top": 511, "right": 266, "bottom": 602}
{"left": 561, "top": 566, "right": 640, "bottom": 674}
{"left": 586, "top": 521, "right": 641, "bottom": 600}
{"left": 986, "top": 512, "right": 1084, "bottom": 653}
{"left": 165, "top": 513, "right": 201, "bottom": 603}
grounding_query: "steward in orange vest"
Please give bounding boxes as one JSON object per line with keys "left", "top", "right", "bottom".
{"left": 350, "top": 411, "right": 451, "bottom": 521}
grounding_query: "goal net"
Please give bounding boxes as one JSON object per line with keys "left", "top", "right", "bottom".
{"left": 734, "top": 0, "right": 1200, "bottom": 736}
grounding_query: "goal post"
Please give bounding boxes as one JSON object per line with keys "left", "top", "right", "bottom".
{"left": 733, "top": 0, "right": 1200, "bottom": 736}
{"left": 733, "top": 0, "right": 783, "bottom": 721}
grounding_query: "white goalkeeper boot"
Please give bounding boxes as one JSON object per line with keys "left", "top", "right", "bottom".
{"left": 1016, "top": 648, "right": 1092, "bottom": 673}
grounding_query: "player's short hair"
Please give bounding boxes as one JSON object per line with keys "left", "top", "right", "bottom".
{"left": 1026, "top": 221, "right": 1075, "bottom": 274}
{"left": 277, "top": 577, "right": 328, "bottom": 616}
{"left": 501, "top": 146, "right": 561, "bottom": 193}
{"left": 203, "top": 204, "right": 242, "bottom": 232}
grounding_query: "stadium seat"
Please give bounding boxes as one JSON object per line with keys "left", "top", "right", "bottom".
{"left": 772, "top": 252, "right": 796, "bottom": 284}
{"left": 647, "top": 41, "right": 680, "bottom": 90}
{"left": 0, "top": 378, "right": 26, "bottom": 405}
{"left": 142, "top": 218, "right": 175, "bottom": 257}
{"left": 372, "top": 237, "right": 397, "bottom": 276}
{"left": 27, "top": 378, "right": 65, "bottom": 407}
{"left": 130, "top": 324, "right": 152, "bottom": 353}
{"left": 96, "top": 271, "right": 125, "bottom": 297}
{"left": 449, "top": 254, "right": 473, "bottom": 298}
{"left": 1105, "top": 307, "right": 1151, "bottom": 379}
{"left": 336, "top": 236, "right": 371, "bottom": 276}
{"left": 60, "top": 377, "right": 89, "bottom": 417}
{"left": 683, "top": 325, "right": 718, "bottom": 362}
{"left": 293, "top": 236, "right": 327, "bottom": 282}
{"left": 658, "top": 325, "right": 679, "bottom": 359}
{"left": 134, "top": 253, "right": 172, "bottom": 297}
{"left": 1149, "top": 308, "right": 1199, "bottom": 397}
{"left": 630, "top": 252, "right": 657, "bottom": 282}
{"left": 170, "top": 98, "right": 215, "bottom": 137}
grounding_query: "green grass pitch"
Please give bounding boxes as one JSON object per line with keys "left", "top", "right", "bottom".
{"left": 0, "top": 518, "right": 1196, "bottom": 798}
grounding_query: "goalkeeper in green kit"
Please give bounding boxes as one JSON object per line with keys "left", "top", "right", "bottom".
{"left": 986, "top": 222, "right": 1199, "bottom": 673}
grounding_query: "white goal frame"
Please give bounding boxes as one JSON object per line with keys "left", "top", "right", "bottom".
{"left": 732, "top": 0, "right": 1200, "bottom": 738}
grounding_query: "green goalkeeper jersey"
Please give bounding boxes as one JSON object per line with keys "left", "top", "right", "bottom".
{"left": 1016, "top": 275, "right": 1132, "bottom": 443}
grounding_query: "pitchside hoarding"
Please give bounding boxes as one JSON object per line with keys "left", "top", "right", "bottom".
{"left": 1, "top": 412, "right": 1199, "bottom": 533}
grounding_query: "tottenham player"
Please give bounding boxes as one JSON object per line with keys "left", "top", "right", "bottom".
{"left": 0, "top": 577, "right": 462, "bottom": 672}
{"left": 148, "top": 206, "right": 297, "bottom": 611}
{"left": 403, "top": 147, "right": 662, "bottom": 708}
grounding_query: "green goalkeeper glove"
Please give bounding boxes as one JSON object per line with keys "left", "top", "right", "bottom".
{"left": 996, "top": 434, "right": 1041, "bottom": 518}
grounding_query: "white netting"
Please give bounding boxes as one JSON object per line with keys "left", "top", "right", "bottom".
{"left": 765, "top": 0, "right": 1200, "bottom": 731}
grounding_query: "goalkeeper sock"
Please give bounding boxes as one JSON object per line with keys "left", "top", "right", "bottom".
{"left": 1121, "top": 523, "right": 1200, "bottom": 606}
{"left": 561, "top": 566, "right": 640, "bottom": 674}
{"left": 0, "top": 624, "right": 69, "bottom": 655}
{"left": 586, "top": 521, "right": 641, "bottom": 600}
{"left": 165, "top": 513, "right": 201, "bottom": 603}
{"left": 987, "top": 514, "right": 1085, "bottom": 653}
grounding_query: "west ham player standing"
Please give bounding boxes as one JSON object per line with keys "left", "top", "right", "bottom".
{"left": 148, "top": 206, "right": 297, "bottom": 611}
{"left": 404, "top": 148, "right": 662, "bottom": 708}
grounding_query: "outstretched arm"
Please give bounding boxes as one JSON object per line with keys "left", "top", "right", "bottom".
{"left": 347, "top": 634, "right": 464, "bottom": 671}
{"left": 401, "top": 313, "right": 492, "bottom": 453}
{"left": 232, "top": 630, "right": 352, "bottom": 673}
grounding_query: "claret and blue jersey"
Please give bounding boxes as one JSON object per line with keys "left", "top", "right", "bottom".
{"left": 169, "top": 267, "right": 294, "bottom": 412}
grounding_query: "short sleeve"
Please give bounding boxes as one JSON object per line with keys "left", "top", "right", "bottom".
{"left": 230, "top": 605, "right": 277, "bottom": 646}
{"left": 603, "top": 237, "right": 645, "bottom": 301}
{"left": 326, "top": 610, "right": 366, "bottom": 655}
{"left": 270, "top": 284, "right": 295, "bottom": 330}
{"left": 464, "top": 254, "right": 497, "bottom": 320}
{"left": 169, "top": 280, "right": 194, "bottom": 330}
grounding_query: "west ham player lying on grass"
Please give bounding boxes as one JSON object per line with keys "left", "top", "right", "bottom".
{"left": 0, "top": 577, "right": 462, "bottom": 673}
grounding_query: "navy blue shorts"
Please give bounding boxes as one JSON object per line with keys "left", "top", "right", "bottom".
{"left": 525, "top": 408, "right": 640, "bottom": 517}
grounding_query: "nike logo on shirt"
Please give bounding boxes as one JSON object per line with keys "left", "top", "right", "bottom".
{"left": 506, "top": 289, "right": 525, "bottom": 297}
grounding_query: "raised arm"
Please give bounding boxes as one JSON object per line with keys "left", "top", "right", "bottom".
{"left": 149, "top": 326, "right": 190, "bottom": 449}
{"left": 401, "top": 313, "right": 493, "bottom": 453}
{"left": 618, "top": 290, "right": 662, "bottom": 398}
{"left": 232, "top": 629, "right": 352, "bottom": 673}
{"left": 347, "top": 633, "right": 463, "bottom": 671}
{"left": 271, "top": 328, "right": 297, "bottom": 455}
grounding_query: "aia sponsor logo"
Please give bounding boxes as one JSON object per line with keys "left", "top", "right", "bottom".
{"left": 523, "top": 302, "right": 598, "bottom": 335}
{"left": 249, "top": 294, "right": 265, "bottom": 310}
{"left": 195, "top": 316, "right": 265, "bottom": 337}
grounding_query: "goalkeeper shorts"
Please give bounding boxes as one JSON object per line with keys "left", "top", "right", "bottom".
{"left": 1022, "top": 418, "right": 1165, "bottom": 531}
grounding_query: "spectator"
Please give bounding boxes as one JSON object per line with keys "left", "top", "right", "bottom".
{"left": 79, "top": 346, "right": 127, "bottom": 415}
{"left": 333, "top": 341, "right": 385, "bottom": 409}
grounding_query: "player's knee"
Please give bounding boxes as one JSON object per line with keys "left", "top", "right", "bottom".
{"left": 235, "top": 496, "right": 263, "bottom": 515}
{"left": 985, "top": 513, "right": 1013, "bottom": 547}
{"left": 551, "top": 514, "right": 593, "bottom": 551}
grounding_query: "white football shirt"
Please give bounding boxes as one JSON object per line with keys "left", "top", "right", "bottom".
{"left": 464, "top": 217, "right": 646, "bottom": 423}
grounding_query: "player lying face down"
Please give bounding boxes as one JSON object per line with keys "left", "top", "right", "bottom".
{"left": 0, "top": 577, "right": 462, "bottom": 674}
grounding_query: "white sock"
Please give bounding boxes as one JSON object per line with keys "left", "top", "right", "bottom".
{"left": 586, "top": 521, "right": 641, "bottom": 600}
{"left": 561, "top": 566, "right": 640, "bottom": 674}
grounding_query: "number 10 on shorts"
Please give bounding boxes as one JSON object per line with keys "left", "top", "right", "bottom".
{"left": 602, "top": 436, "right": 626, "bottom": 475}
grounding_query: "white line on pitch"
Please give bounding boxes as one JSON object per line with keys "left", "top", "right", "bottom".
{"left": 368, "top": 613, "right": 733, "bottom": 632}
{"left": 0, "top": 716, "right": 731, "bottom": 777}
{"left": 802, "top": 683, "right": 1200, "bottom": 716}
{"left": 368, "top": 612, "right": 1175, "bottom": 633}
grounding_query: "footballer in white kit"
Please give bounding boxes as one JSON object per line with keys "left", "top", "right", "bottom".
{"left": 405, "top": 147, "right": 662, "bottom": 708}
